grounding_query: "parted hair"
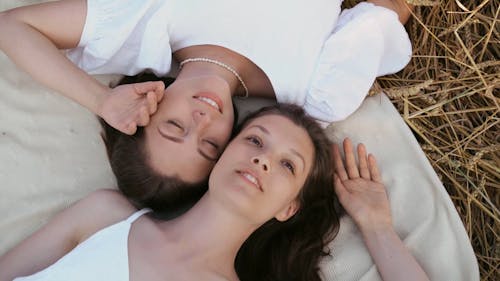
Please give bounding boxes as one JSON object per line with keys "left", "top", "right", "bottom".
{"left": 234, "top": 104, "right": 340, "bottom": 281}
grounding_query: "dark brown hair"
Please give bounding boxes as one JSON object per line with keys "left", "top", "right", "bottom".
{"left": 234, "top": 104, "right": 340, "bottom": 281}
{"left": 101, "top": 73, "right": 237, "bottom": 213}
{"left": 101, "top": 121, "right": 207, "bottom": 213}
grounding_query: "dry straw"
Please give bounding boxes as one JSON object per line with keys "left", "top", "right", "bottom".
{"left": 345, "top": 0, "right": 499, "bottom": 279}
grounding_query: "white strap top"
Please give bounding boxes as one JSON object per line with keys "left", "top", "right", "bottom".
{"left": 13, "top": 208, "right": 152, "bottom": 281}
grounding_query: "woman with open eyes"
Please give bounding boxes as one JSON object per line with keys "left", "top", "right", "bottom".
{"left": 0, "top": 104, "right": 429, "bottom": 281}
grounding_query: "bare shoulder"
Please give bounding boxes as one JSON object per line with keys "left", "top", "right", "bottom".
{"left": 78, "top": 189, "right": 137, "bottom": 220}
{"left": 69, "top": 189, "right": 138, "bottom": 241}
{"left": 81, "top": 189, "right": 133, "bottom": 208}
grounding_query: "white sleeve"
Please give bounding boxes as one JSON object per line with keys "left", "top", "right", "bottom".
{"left": 304, "top": 2, "right": 412, "bottom": 124}
{"left": 67, "top": 0, "right": 170, "bottom": 75}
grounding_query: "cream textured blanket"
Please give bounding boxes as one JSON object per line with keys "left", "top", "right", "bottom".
{"left": 0, "top": 1, "right": 478, "bottom": 280}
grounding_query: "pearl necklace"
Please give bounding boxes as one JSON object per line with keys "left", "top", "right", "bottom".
{"left": 179, "top": 57, "right": 249, "bottom": 98}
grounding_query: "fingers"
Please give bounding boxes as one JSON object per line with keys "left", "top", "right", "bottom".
{"left": 133, "top": 81, "right": 165, "bottom": 96}
{"left": 368, "top": 154, "right": 383, "bottom": 183}
{"left": 146, "top": 91, "right": 158, "bottom": 114}
{"left": 126, "top": 122, "right": 137, "bottom": 135}
{"left": 343, "top": 138, "right": 360, "bottom": 179}
{"left": 136, "top": 106, "right": 150, "bottom": 127}
{"left": 357, "top": 143, "right": 370, "bottom": 180}
{"left": 118, "top": 121, "right": 137, "bottom": 135}
{"left": 332, "top": 143, "right": 348, "bottom": 181}
{"left": 335, "top": 138, "right": 381, "bottom": 183}
{"left": 134, "top": 81, "right": 164, "bottom": 115}
{"left": 154, "top": 82, "right": 165, "bottom": 102}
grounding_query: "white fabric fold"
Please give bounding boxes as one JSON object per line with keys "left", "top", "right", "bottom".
{"left": 67, "top": 0, "right": 173, "bottom": 76}
{"left": 305, "top": 2, "right": 412, "bottom": 123}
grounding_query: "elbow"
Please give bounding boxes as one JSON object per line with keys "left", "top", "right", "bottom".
{"left": 392, "top": 0, "right": 414, "bottom": 24}
{"left": 367, "top": 0, "right": 415, "bottom": 25}
{"left": 397, "top": 2, "right": 414, "bottom": 24}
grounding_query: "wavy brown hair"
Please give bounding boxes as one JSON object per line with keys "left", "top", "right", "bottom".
{"left": 234, "top": 104, "right": 340, "bottom": 281}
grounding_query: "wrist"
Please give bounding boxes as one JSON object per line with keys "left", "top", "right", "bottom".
{"left": 358, "top": 217, "right": 394, "bottom": 237}
{"left": 88, "top": 83, "right": 110, "bottom": 116}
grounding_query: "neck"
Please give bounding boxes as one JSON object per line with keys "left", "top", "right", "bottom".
{"left": 174, "top": 45, "right": 275, "bottom": 98}
{"left": 158, "top": 191, "right": 258, "bottom": 278}
{"left": 176, "top": 59, "right": 242, "bottom": 97}
{"left": 175, "top": 46, "right": 248, "bottom": 97}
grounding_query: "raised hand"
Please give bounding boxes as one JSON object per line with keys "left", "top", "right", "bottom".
{"left": 97, "top": 81, "right": 165, "bottom": 135}
{"left": 332, "top": 138, "right": 392, "bottom": 232}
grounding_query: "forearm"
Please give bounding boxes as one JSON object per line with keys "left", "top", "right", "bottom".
{"left": 367, "top": 0, "right": 414, "bottom": 24}
{"left": 361, "top": 225, "right": 430, "bottom": 281}
{"left": 0, "top": 11, "right": 108, "bottom": 115}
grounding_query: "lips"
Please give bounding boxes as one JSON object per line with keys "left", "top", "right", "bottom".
{"left": 194, "top": 92, "right": 223, "bottom": 113}
{"left": 236, "top": 170, "right": 263, "bottom": 191}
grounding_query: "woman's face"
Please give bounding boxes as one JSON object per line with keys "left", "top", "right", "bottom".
{"left": 144, "top": 75, "right": 235, "bottom": 184}
{"left": 209, "top": 114, "right": 315, "bottom": 225}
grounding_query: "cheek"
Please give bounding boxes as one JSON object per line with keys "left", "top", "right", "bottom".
{"left": 270, "top": 177, "right": 302, "bottom": 204}
{"left": 213, "top": 122, "right": 234, "bottom": 147}
{"left": 208, "top": 153, "right": 232, "bottom": 186}
{"left": 156, "top": 94, "right": 190, "bottom": 115}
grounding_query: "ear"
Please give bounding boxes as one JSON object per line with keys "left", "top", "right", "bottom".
{"left": 275, "top": 200, "right": 300, "bottom": 222}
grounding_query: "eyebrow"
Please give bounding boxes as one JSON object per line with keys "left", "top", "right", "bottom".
{"left": 290, "top": 149, "right": 306, "bottom": 172}
{"left": 249, "top": 124, "right": 270, "bottom": 134}
{"left": 248, "top": 125, "right": 306, "bottom": 172}
{"left": 158, "top": 128, "right": 216, "bottom": 162}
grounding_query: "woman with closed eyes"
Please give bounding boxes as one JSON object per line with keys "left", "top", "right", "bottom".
{"left": 0, "top": 0, "right": 414, "bottom": 210}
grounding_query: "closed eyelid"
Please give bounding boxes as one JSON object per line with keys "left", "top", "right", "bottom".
{"left": 204, "top": 139, "right": 219, "bottom": 149}
{"left": 198, "top": 147, "right": 217, "bottom": 162}
{"left": 158, "top": 127, "right": 183, "bottom": 142}
{"left": 159, "top": 126, "right": 215, "bottom": 161}
{"left": 167, "top": 120, "right": 187, "bottom": 134}
{"left": 199, "top": 138, "right": 221, "bottom": 161}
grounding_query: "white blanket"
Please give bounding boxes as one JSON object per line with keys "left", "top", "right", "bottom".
{"left": 321, "top": 95, "right": 479, "bottom": 281}
{"left": 0, "top": 1, "right": 478, "bottom": 280}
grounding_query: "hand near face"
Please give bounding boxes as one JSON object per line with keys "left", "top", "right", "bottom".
{"left": 332, "top": 138, "right": 393, "bottom": 233}
{"left": 97, "top": 81, "right": 165, "bottom": 135}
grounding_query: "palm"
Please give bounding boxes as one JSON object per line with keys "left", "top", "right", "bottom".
{"left": 332, "top": 138, "right": 392, "bottom": 230}
{"left": 337, "top": 178, "right": 390, "bottom": 227}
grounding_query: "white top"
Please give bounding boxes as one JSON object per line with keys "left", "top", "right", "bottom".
{"left": 67, "top": 0, "right": 411, "bottom": 123}
{"left": 13, "top": 209, "right": 152, "bottom": 281}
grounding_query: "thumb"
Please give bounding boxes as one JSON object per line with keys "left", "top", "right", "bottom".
{"left": 122, "top": 121, "right": 137, "bottom": 135}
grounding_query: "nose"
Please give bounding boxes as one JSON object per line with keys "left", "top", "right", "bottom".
{"left": 192, "top": 110, "right": 211, "bottom": 128}
{"left": 251, "top": 155, "right": 270, "bottom": 172}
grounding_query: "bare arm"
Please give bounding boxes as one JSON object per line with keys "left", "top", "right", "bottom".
{"left": 333, "top": 139, "right": 429, "bottom": 281}
{"left": 359, "top": 225, "right": 429, "bottom": 281}
{"left": 0, "top": 1, "right": 164, "bottom": 135}
{"left": 0, "top": 190, "right": 134, "bottom": 281}
{"left": 367, "top": 0, "right": 414, "bottom": 24}
{"left": 0, "top": 0, "right": 107, "bottom": 113}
